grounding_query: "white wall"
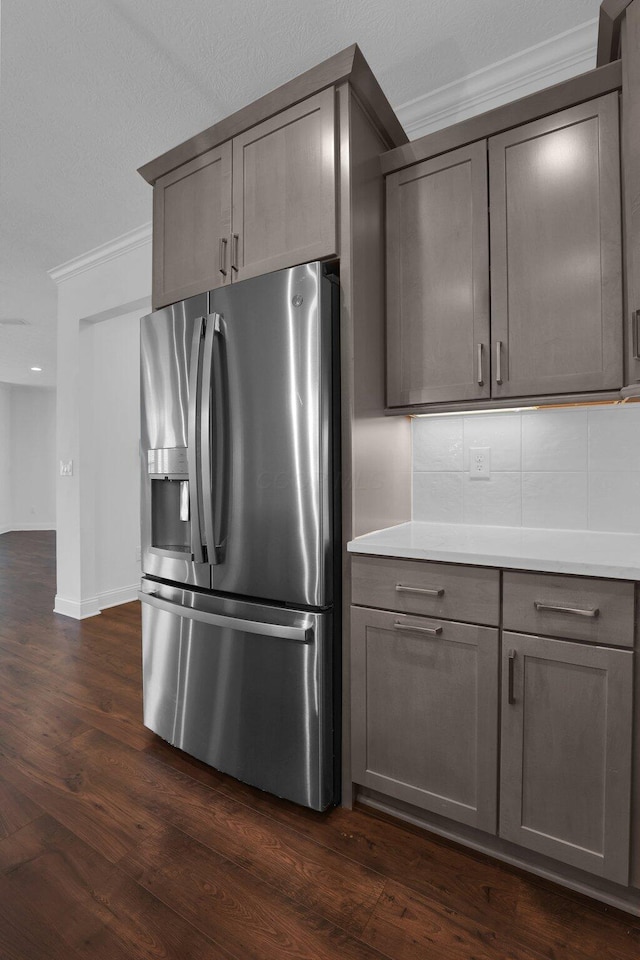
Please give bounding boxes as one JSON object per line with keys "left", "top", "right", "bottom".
{"left": 52, "top": 227, "right": 151, "bottom": 618}
{"left": 413, "top": 405, "right": 640, "bottom": 532}
{"left": 9, "top": 385, "right": 56, "bottom": 530}
{"left": 82, "top": 310, "right": 141, "bottom": 605}
{"left": 0, "top": 384, "right": 11, "bottom": 533}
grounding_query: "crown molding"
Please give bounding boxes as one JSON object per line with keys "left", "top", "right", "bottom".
{"left": 395, "top": 18, "right": 599, "bottom": 140}
{"left": 48, "top": 222, "right": 152, "bottom": 284}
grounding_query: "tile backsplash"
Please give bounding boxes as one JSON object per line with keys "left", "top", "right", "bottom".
{"left": 412, "top": 405, "right": 640, "bottom": 533}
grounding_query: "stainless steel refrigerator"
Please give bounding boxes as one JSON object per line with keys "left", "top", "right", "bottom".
{"left": 139, "top": 262, "right": 339, "bottom": 810}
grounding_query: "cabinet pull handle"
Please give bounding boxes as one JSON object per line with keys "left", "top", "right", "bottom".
{"left": 231, "top": 234, "right": 239, "bottom": 272}
{"left": 218, "top": 238, "right": 228, "bottom": 276}
{"left": 396, "top": 584, "right": 444, "bottom": 598}
{"left": 394, "top": 621, "right": 442, "bottom": 637}
{"left": 477, "top": 343, "right": 484, "bottom": 386}
{"left": 495, "top": 341, "right": 503, "bottom": 384}
{"left": 508, "top": 650, "right": 516, "bottom": 704}
{"left": 534, "top": 601, "right": 599, "bottom": 619}
{"left": 633, "top": 309, "right": 640, "bottom": 361}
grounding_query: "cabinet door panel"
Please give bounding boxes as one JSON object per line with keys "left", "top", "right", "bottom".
{"left": 351, "top": 607, "right": 499, "bottom": 832}
{"left": 153, "top": 143, "right": 232, "bottom": 309}
{"left": 621, "top": 4, "right": 640, "bottom": 385}
{"left": 490, "top": 94, "right": 622, "bottom": 398}
{"left": 386, "top": 141, "right": 490, "bottom": 407}
{"left": 232, "top": 88, "right": 336, "bottom": 282}
{"left": 500, "top": 632, "right": 632, "bottom": 884}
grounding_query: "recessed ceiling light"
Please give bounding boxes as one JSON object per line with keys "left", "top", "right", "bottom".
{"left": 30, "top": 366, "right": 42, "bottom": 372}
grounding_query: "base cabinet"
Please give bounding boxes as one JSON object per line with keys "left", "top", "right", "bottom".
{"left": 499, "top": 631, "right": 633, "bottom": 885}
{"left": 351, "top": 606, "right": 499, "bottom": 832}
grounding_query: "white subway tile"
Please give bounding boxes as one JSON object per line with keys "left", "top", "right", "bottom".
{"left": 463, "top": 412, "right": 521, "bottom": 471}
{"left": 413, "top": 472, "right": 463, "bottom": 523}
{"left": 413, "top": 418, "right": 464, "bottom": 472}
{"left": 463, "top": 472, "right": 521, "bottom": 526}
{"left": 522, "top": 409, "right": 588, "bottom": 472}
{"left": 588, "top": 407, "right": 640, "bottom": 472}
{"left": 522, "top": 472, "right": 588, "bottom": 530}
{"left": 588, "top": 472, "right": 640, "bottom": 534}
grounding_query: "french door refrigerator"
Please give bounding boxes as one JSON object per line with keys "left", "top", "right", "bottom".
{"left": 139, "top": 262, "right": 339, "bottom": 810}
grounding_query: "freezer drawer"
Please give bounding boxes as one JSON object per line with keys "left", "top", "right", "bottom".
{"left": 139, "top": 580, "right": 335, "bottom": 811}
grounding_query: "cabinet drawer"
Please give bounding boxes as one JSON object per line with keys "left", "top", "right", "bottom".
{"left": 351, "top": 555, "right": 499, "bottom": 626}
{"left": 503, "top": 571, "right": 635, "bottom": 647}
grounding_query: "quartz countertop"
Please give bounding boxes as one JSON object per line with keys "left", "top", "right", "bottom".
{"left": 347, "top": 521, "right": 640, "bottom": 581}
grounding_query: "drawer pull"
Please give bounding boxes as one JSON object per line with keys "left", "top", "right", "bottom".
{"left": 534, "top": 601, "right": 600, "bottom": 619}
{"left": 394, "top": 621, "right": 442, "bottom": 637}
{"left": 396, "top": 584, "right": 445, "bottom": 598}
{"left": 508, "top": 650, "right": 516, "bottom": 704}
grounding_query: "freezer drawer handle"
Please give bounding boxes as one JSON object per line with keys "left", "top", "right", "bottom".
{"left": 139, "top": 591, "right": 313, "bottom": 643}
{"left": 396, "top": 583, "right": 444, "bottom": 598}
{"left": 534, "top": 601, "right": 600, "bottom": 618}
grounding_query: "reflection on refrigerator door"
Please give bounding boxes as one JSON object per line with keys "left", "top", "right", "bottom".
{"left": 140, "top": 581, "right": 334, "bottom": 811}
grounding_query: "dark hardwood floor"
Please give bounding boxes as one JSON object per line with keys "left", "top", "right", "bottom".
{"left": 1, "top": 531, "right": 640, "bottom": 959}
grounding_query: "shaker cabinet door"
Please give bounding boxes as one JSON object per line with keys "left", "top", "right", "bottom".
{"left": 152, "top": 142, "right": 232, "bottom": 309}
{"left": 490, "top": 94, "right": 623, "bottom": 398}
{"left": 351, "top": 606, "right": 499, "bottom": 833}
{"left": 500, "top": 632, "right": 632, "bottom": 884}
{"left": 386, "top": 141, "right": 490, "bottom": 407}
{"left": 231, "top": 88, "right": 337, "bottom": 282}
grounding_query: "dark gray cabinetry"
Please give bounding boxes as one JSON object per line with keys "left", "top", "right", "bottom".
{"left": 490, "top": 95, "right": 622, "bottom": 398}
{"left": 386, "top": 141, "right": 490, "bottom": 407}
{"left": 499, "top": 631, "right": 633, "bottom": 885}
{"left": 351, "top": 605, "right": 499, "bottom": 832}
{"left": 384, "top": 86, "right": 624, "bottom": 411}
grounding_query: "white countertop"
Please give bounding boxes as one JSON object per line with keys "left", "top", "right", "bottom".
{"left": 347, "top": 522, "right": 640, "bottom": 581}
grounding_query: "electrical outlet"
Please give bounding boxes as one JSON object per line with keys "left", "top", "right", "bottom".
{"left": 59, "top": 460, "right": 73, "bottom": 477}
{"left": 469, "top": 447, "right": 490, "bottom": 480}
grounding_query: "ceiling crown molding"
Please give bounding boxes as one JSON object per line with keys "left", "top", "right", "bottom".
{"left": 48, "top": 222, "right": 152, "bottom": 284}
{"left": 396, "top": 18, "right": 599, "bottom": 140}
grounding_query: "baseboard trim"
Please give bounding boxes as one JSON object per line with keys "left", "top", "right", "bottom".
{"left": 9, "top": 523, "right": 56, "bottom": 532}
{"left": 98, "top": 584, "right": 140, "bottom": 610}
{"left": 54, "top": 583, "right": 140, "bottom": 620}
{"left": 54, "top": 595, "right": 101, "bottom": 620}
{"left": 0, "top": 526, "right": 10, "bottom": 536}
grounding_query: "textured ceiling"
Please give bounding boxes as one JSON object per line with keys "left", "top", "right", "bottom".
{"left": 0, "top": 0, "right": 600, "bottom": 386}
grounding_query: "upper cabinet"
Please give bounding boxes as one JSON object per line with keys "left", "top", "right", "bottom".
{"left": 150, "top": 90, "right": 336, "bottom": 309}
{"left": 231, "top": 89, "right": 336, "bottom": 283}
{"left": 490, "top": 94, "right": 622, "bottom": 399}
{"left": 383, "top": 67, "right": 626, "bottom": 413}
{"left": 386, "top": 141, "right": 490, "bottom": 407}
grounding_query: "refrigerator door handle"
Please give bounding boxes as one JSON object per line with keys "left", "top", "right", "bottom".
{"left": 201, "top": 313, "right": 222, "bottom": 564}
{"left": 138, "top": 591, "right": 313, "bottom": 643}
{"left": 187, "top": 318, "right": 206, "bottom": 563}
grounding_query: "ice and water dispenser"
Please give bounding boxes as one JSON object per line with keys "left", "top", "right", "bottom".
{"left": 147, "top": 447, "right": 192, "bottom": 556}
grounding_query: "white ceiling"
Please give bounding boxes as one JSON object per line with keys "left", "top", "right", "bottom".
{"left": 0, "top": 0, "right": 601, "bottom": 387}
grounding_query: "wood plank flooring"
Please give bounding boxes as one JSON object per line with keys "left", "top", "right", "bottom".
{"left": 1, "top": 531, "right": 640, "bottom": 959}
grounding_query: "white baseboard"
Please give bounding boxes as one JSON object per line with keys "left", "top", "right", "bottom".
{"left": 54, "top": 583, "right": 140, "bottom": 620}
{"left": 54, "top": 595, "right": 101, "bottom": 620}
{"left": 0, "top": 525, "right": 10, "bottom": 536}
{"left": 97, "top": 584, "right": 140, "bottom": 610}
{"left": 396, "top": 18, "right": 599, "bottom": 140}
{"left": 10, "top": 523, "right": 56, "bottom": 532}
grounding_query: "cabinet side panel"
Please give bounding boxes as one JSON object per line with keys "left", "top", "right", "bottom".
{"left": 339, "top": 86, "right": 411, "bottom": 806}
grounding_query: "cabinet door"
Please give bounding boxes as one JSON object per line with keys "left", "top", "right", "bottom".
{"left": 153, "top": 143, "right": 232, "bottom": 309}
{"left": 231, "top": 88, "right": 337, "bottom": 282}
{"left": 351, "top": 606, "right": 499, "bottom": 832}
{"left": 621, "top": 2, "right": 640, "bottom": 384}
{"left": 500, "top": 632, "right": 632, "bottom": 884}
{"left": 386, "top": 141, "right": 490, "bottom": 407}
{"left": 490, "top": 94, "right": 623, "bottom": 398}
